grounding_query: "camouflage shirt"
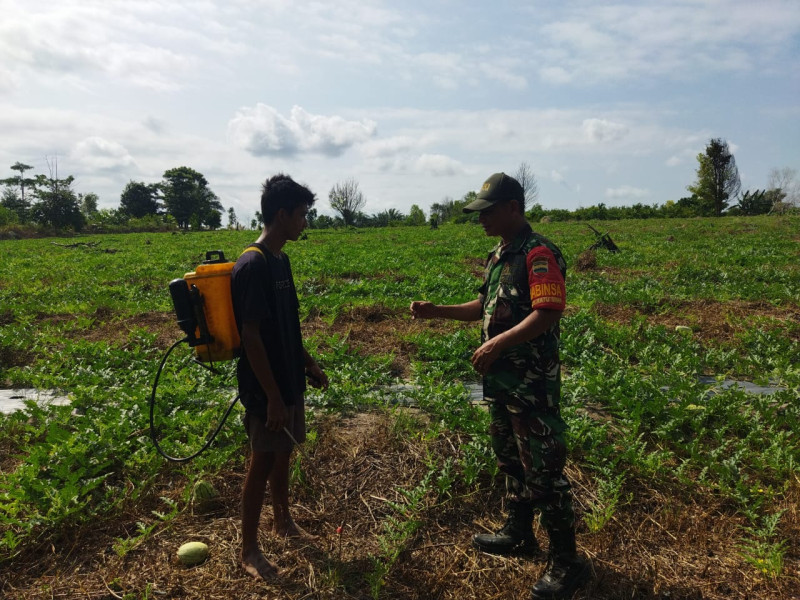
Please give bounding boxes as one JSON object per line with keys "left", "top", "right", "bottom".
{"left": 478, "top": 223, "right": 567, "bottom": 420}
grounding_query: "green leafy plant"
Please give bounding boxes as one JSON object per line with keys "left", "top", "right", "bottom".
{"left": 739, "top": 510, "right": 788, "bottom": 579}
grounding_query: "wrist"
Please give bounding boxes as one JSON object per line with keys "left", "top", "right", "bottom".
{"left": 485, "top": 337, "right": 503, "bottom": 354}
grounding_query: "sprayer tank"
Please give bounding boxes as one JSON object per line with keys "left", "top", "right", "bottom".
{"left": 182, "top": 252, "right": 240, "bottom": 362}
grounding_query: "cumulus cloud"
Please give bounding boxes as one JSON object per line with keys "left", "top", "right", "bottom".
{"left": 365, "top": 149, "right": 464, "bottom": 176}
{"left": 536, "top": 2, "right": 800, "bottom": 85}
{"left": 228, "top": 104, "right": 376, "bottom": 157}
{"left": 413, "top": 154, "right": 464, "bottom": 176}
{"left": 605, "top": 185, "right": 650, "bottom": 200}
{"left": 0, "top": 3, "right": 209, "bottom": 92}
{"left": 583, "top": 118, "right": 628, "bottom": 143}
{"left": 360, "top": 136, "right": 418, "bottom": 159}
{"left": 71, "top": 137, "right": 136, "bottom": 171}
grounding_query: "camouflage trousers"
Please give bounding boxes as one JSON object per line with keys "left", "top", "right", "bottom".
{"left": 488, "top": 400, "right": 576, "bottom": 538}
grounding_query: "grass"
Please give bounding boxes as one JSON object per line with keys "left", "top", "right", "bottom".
{"left": 0, "top": 216, "right": 799, "bottom": 598}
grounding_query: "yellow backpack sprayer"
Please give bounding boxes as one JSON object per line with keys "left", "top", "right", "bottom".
{"left": 149, "top": 247, "right": 263, "bottom": 462}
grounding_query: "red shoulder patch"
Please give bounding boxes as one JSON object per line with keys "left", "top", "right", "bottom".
{"left": 526, "top": 246, "right": 566, "bottom": 310}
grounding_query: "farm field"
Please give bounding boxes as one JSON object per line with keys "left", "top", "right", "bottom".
{"left": 1, "top": 216, "right": 799, "bottom": 599}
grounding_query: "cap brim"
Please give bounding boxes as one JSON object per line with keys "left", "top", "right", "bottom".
{"left": 462, "top": 198, "right": 495, "bottom": 213}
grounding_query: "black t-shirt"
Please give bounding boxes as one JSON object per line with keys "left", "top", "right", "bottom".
{"left": 231, "top": 243, "right": 305, "bottom": 416}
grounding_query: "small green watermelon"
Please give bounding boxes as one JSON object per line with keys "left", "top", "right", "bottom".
{"left": 192, "top": 480, "right": 221, "bottom": 513}
{"left": 177, "top": 541, "right": 209, "bottom": 566}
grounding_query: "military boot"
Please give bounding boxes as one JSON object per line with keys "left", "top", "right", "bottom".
{"left": 530, "top": 531, "right": 590, "bottom": 600}
{"left": 472, "top": 501, "right": 541, "bottom": 556}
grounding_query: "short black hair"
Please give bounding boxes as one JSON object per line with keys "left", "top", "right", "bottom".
{"left": 260, "top": 174, "right": 316, "bottom": 225}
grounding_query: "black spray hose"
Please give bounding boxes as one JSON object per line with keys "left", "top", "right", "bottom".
{"left": 149, "top": 338, "right": 240, "bottom": 463}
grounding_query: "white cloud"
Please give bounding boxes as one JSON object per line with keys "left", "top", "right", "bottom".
{"left": 71, "top": 137, "right": 136, "bottom": 171}
{"left": 142, "top": 116, "right": 168, "bottom": 135}
{"left": 0, "top": 1, "right": 796, "bottom": 217}
{"left": 536, "top": 1, "right": 800, "bottom": 85}
{"left": 605, "top": 185, "right": 650, "bottom": 200}
{"left": 583, "top": 118, "right": 628, "bottom": 143}
{"left": 413, "top": 154, "right": 464, "bottom": 176}
{"left": 478, "top": 58, "right": 527, "bottom": 90}
{"left": 360, "top": 136, "right": 419, "bottom": 159}
{"left": 413, "top": 52, "right": 472, "bottom": 90}
{"left": 666, "top": 156, "right": 683, "bottom": 167}
{"left": 0, "top": 66, "right": 17, "bottom": 95}
{"left": 0, "top": 3, "right": 205, "bottom": 92}
{"left": 227, "top": 104, "right": 377, "bottom": 157}
{"left": 102, "top": 44, "right": 195, "bottom": 91}
{"left": 539, "top": 66, "right": 573, "bottom": 85}
{"left": 363, "top": 147, "right": 464, "bottom": 176}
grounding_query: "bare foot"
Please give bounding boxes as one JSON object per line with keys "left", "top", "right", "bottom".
{"left": 274, "top": 519, "right": 318, "bottom": 540}
{"left": 241, "top": 548, "right": 278, "bottom": 580}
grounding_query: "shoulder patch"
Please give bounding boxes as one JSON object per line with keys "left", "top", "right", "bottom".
{"left": 530, "top": 258, "right": 549, "bottom": 275}
{"left": 526, "top": 244, "right": 566, "bottom": 311}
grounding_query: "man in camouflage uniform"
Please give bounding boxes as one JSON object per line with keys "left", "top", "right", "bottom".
{"left": 411, "top": 173, "right": 589, "bottom": 600}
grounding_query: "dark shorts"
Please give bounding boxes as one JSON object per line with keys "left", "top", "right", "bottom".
{"left": 242, "top": 397, "right": 305, "bottom": 454}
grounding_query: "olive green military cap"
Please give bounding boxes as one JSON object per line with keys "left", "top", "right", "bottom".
{"left": 462, "top": 172, "right": 524, "bottom": 213}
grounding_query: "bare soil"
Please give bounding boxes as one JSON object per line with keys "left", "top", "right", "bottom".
{"left": 2, "top": 411, "right": 798, "bottom": 599}
{"left": 593, "top": 299, "right": 800, "bottom": 343}
{"left": 302, "top": 305, "right": 473, "bottom": 378}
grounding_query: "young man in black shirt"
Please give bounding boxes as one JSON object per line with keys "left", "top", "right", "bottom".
{"left": 231, "top": 174, "right": 328, "bottom": 580}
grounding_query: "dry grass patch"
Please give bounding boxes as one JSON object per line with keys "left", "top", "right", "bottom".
{"left": 302, "top": 305, "right": 473, "bottom": 378}
{"left": 2, "top": 412, "right": 798, "bottom": 599}
{"left": 593, "top": 300, "right": 800, "bottom": 343}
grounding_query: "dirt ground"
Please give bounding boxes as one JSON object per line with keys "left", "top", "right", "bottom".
{"left": 592, "top": 298, "right": 800, "bottom": 344}
{"left": 2, "top": 410, "right": 799, "bottom": 600}
{"left": 28, "top": 296, "right": 800, "bottom": 377}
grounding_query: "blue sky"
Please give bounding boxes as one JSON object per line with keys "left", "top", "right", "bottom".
{"left": 1, "top": 0, "right": 798, "bottom": 223}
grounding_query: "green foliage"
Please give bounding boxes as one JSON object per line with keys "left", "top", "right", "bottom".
{"left": 429, "top": 193, "right": 479, "bottom": 225}
{"left": 79, "top": 192, "right": 99, "bottom": 217}
{"left": 732, "top": 189, "right": 784, "bottom": 216}
{"left": 367, "top": 472, "right": 433, "bottom": 598}
{"left": 0, "top": 204, "right": 18, "bottom": 226}
{"left": 112, "top": 496, "right": 180, "bottom": 557}
{"left": 687, "top": 138, "right": 741, "bottom": 216}
{"left": 161, "top": 167, "right": 222, "bottom": 230}
{"left": 583, "top": 470, "right": 630, "bottom": 533}
{"left": 30, "top": 174, "right": 85, "bottom": 231}
{"left": 1, "top": 162, "right": 36, "bottom": 220}
{"left": 406, "top": 204, "right": 425, "bottom": 226}
{"left": 120, "top": 181, "right": 162, "bottom": 218}
{"left": 1, "top": 186, "right": 29, "bottom": 223}
{"left": 0, "top": 216, "right": 798, "bottom": 580}
{"left": 739, "top": 510, "right": 788, "bottom": 579}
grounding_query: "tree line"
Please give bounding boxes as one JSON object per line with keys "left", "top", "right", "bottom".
{"left": 0, "top": 165, "right": 223, "bottom": 233}
{"left": 1, "top": 143, "right": 797, "bottom": 235}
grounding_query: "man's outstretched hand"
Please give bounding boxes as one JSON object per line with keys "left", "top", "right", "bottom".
{"left": 410, "top": 301, "right": 437, "bottom": 319}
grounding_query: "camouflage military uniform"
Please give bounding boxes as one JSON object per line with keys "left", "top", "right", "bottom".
{"left": 478, "top": 223, "right": 575, "bottom": 539}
